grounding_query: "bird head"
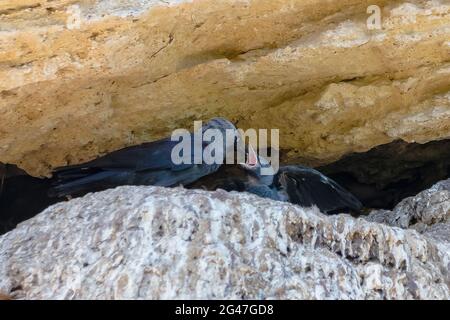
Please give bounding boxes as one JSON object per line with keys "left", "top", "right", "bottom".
{"left": 201, "top": 117, "right": 237, "bottom": 132}
{"left": 201, "top": 117, "right": 239, "bottom": 157}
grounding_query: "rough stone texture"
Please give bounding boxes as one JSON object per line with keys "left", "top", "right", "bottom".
{"left": 0, "top": 183, "right": 449, "bottom": 300}
{"left": 1, "top": 0, "right": 449, "bottom": 176}
{"left": 367, "top": 179, "right": 450, "bottom": 245}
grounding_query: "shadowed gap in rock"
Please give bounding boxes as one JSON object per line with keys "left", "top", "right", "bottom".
{"left": 317, "top": 139, "right": 450, "bottom": 210}
{"left": 1, "top": 138, "right": 449, "bottom": 235}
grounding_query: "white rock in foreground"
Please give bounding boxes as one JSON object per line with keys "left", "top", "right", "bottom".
{"left": 0, "top": 184, "right": 449, "bottom": 299}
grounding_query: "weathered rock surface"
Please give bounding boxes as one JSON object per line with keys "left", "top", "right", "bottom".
{"left": 1, "top": 0, "right": 449, "bottom": 176}
{"left": 367, "top": 178, "right": 450, "bottom": 244}
{"left": 0, "top": 182, "right": 449, "bottom": 299}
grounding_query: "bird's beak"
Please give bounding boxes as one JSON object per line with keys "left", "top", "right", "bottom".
{"left": 239, "top": 143, "right": 258, "bottom": 169}
{"left": 247, "top": 144, "right": 258, "bottom": 167}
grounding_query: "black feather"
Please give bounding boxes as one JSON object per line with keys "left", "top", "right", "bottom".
{"left": 50, "top": 118, "right": 236, "bottom": 198}
{"left": 275, "top": 166, "right": 363, "bottom": 214}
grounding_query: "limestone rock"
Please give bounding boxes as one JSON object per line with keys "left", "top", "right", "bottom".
{"left": 0, "top": 184, "right": 448, "bottom": 299}
{"left": 1, "top": 0, "right": 449, "bottom": 176}
{"left": 367, "top": 179, "right": 450, "bottom": 244}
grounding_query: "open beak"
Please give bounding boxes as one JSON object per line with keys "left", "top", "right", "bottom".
{"left": 246, "top": 144, "right": 258, "bottom": 167}
{"left": 238, "top": 143, "right": 258, "bottom": 169}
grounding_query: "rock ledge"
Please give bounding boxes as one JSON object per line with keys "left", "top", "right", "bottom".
{"left": 0, "top": 181, "right": 449, "bottom": 299}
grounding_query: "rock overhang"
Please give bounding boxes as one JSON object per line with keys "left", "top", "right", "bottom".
{"left": 0, "top": 0, "right": 448, "bottom": 178}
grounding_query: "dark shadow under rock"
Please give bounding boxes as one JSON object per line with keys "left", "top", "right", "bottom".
{"left": 317, "top": 139, "right": 450, "bottom": 210}
{"left": 1, "top": 139, "right": 450, "bottom": 235}
{"left": 0, "top": 164, "right": 59, "bottom": 235}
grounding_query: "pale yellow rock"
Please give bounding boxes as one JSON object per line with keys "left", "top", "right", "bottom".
{"left": 0, "top": 0, "right": 449, "bottom": 176}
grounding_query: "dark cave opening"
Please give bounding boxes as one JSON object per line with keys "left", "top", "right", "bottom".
{"left": 0, "top": 168, "right": 56, "bottom": 235}
{"left": 1, "top": 138, "right": 449, "bottom": 235}
{"left": 317, "top": 139, "right": 450, "bottom": 210}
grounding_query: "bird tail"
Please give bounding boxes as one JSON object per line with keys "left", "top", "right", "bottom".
{"left": 48, "top": 170, "right": 120, "bottom": 198}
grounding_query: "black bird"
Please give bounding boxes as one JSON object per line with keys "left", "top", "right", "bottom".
{"left": 190, "top": 145, "right": 363, "bottom": 215}
{"left": 50, "top": 117, "right": 240, "bottom": 198}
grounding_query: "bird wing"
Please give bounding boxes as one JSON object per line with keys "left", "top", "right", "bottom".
{"left": 50, "top": 138, "right": 222, "bottom": 197}
{"left": 50, "top": 117, "right": 239, "bottom": 198}
{"left": 54, "top": 138, "right": 194, "bottom": 174}
{"left": 276, "top": 166, "right": 363, "bottom": 214}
